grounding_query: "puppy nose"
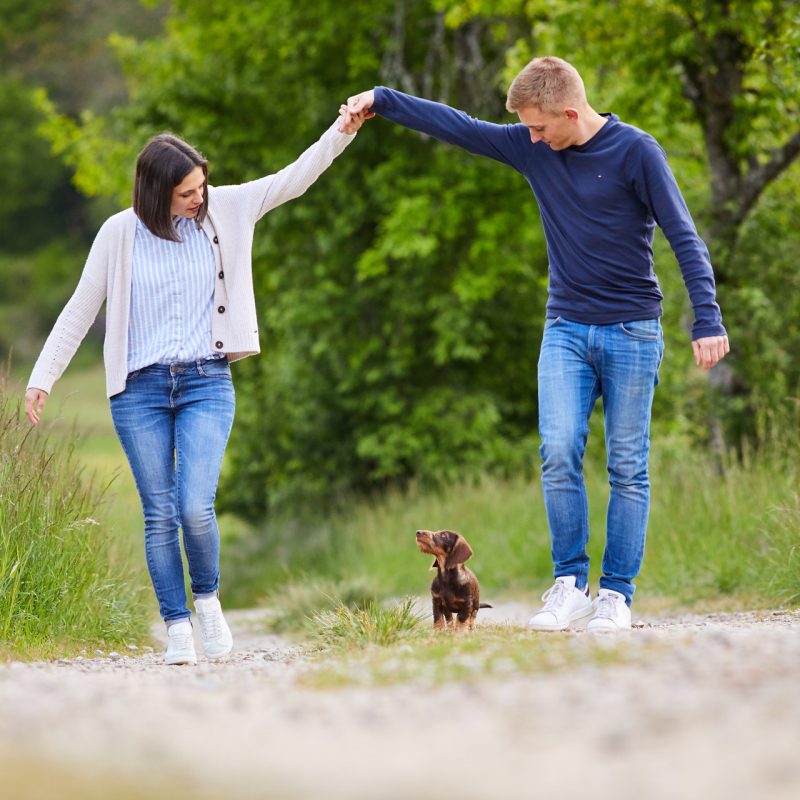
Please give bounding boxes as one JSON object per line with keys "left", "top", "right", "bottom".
{"left": 415, "top": 530, "right": 423, "bottom": 537}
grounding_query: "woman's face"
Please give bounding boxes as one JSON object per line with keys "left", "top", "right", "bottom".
{"left": 170, "top": 166, "right": 205, "bottom": 218}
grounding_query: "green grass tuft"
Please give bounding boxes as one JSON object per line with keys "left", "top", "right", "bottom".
{"left": 310, "top": 597, "right": 424, "bottom": 650}
{"left": 0, "top": 379, "right": 150, "bottom": 659}
{"left": 262, "top": 575, "right": 381, "bottom": 634}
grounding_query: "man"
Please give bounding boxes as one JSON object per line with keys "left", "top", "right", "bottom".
{"left": 344, "top": 56, "right": 729, "bottom": 632}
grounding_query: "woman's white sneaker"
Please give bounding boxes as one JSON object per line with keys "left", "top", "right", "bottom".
{"left": 194, "top": 595, "right": 233, "bottom": 659}
{"left": 529, "top": 576, "right": 593, "bottom": 631}
{"left": 164, "top": 619, "right": 197, "bottom": 665}
{"left": 587, "top": 588, "right": 631, "bottom": 633}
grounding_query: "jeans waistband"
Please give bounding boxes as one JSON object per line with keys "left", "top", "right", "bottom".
{"left": 130, "top": 356, "right": 226, "bottom": 377}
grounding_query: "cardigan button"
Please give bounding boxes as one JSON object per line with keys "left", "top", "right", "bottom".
{"left": 215, "top": 341, "right": 223, "bottom": 349}
{"left": 218, "top": 306, "right": 225, "bottom": 314}
{"left": 213, "top": 236, "right": 219, "bottom": 244}
{"left": 218, "top": 271, "right": 224, "bottom": 279}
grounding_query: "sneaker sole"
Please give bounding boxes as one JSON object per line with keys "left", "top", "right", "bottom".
{"left": 587, "top": 623, "right": 631, "bottom": 634}
{"left": 529, "top": 607, "right": 593, "bottom": 631}
{"left": 164, "top": 655, "right": 198, "bottom": 665}
{"left": 203, "top": 645, "right": 233, "bottom": 660}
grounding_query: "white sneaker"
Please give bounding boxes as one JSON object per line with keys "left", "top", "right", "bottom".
{"left": 164, "top": 619, "right": 197, "bottom": 665}
{"left": 529, "top": 576, "right": 593, "bottom": 631}
{"left": 587, "top": 588, "right": 632, "bottom": 633}
{"left": 194, "top": 594, "right": 233, "bottom": 659}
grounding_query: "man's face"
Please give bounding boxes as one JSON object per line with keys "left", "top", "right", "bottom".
{"left": 517, "top": 106, "right": 577, "bottom": 151}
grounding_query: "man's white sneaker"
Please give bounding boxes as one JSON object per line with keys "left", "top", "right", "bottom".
{"left": 529, "top": 576, "right": 593, "bottom": 631}
{"left": 164, "top": 619, "right": 197, "bottom": 665}
{"left": 194, "top": 595, "right": 233, "bottom": 659}
{"left": 587, "top": 588, "right": 632, "bottom": 633}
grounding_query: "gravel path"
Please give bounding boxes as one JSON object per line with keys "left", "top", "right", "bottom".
{"left": 1, "top": 603, "right": 799, "bottom": 800}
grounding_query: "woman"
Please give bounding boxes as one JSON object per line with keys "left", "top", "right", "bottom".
{"left": 25, "top": 108, "right": 365, "bottom": 665}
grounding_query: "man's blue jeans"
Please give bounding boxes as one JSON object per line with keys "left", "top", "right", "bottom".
{"left": 537, "top": 317, "right": 663, "bottom": 605}
{"left": 110, "top": 359, "right": 235, "bottom": 621}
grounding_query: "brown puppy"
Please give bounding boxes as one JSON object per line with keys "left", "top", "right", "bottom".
{"left": 415, "top": 529, "right": 491, "bottom": 630}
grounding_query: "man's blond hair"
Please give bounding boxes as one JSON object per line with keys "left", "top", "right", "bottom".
{"left": 506, "top": 56, "right": 586, "bottom": 114}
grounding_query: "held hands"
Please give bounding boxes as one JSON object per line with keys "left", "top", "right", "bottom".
{"left": 337, "top": 90, "right": 376, "bottom": 133}
{"left": 25, "top": 388, "right": 48, "bottom": 426}
{"left": 692, "top": 335, "right": 730, "bottom": 370}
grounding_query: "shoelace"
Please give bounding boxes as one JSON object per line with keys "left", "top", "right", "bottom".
{"left": 169, "top": 628, "right": 193, "bottom": 649}
{"left": 199, "top": 607, "right": 222, "bottom": 640}
{"left": 540, "top": 580, "right": 570, "bottom": 611}
{"left": 593, "top": 593, "right": 620, "bottom": 620}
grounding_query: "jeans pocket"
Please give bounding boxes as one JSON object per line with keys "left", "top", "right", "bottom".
{"left": 620, "top": 319, "right": 660, "bottom": 341}
{"left": 198, "top": 359, "right": 232, "bottom": 379}
{"left": 544, "top": 316, "right": 562, "bottom": 329}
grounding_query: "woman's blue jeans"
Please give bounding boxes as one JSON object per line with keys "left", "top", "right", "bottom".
{"left": 110, "top": 358, "right": 235, "bottom": 621}
{"left": 537, "top": 317, "right": 664, "bottom": 605}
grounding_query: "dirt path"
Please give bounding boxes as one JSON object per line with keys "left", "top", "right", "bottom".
{"left": 1, "top": 603, "right": 799, "bottom": 800}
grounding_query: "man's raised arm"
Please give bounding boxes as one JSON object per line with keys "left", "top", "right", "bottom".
{"left": 344, "top": 86, "right": 531, "bottom": 173}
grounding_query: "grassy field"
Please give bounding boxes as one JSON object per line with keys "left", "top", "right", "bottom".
{"left": 222, "top": 447, "right": 798, "bottom": 615}
{"left": 7, "top": 362, "right": 798, "bottom": 655}
{"left": 222, "top": 422, "right": 800, "bottom": 618}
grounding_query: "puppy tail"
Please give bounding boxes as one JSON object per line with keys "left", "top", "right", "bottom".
{"left": 479, "top": 603, "right": 492, "bottom": 609}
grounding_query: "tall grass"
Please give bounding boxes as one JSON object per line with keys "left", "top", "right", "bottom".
{"left": 645, "top": 438, "right": 800, "bottom": 603}
{"left": 223, "top": 433, "right": 800, "bottom": 611}
{"left": 311, "top": 597, "right": 423, "bottom": 650}
{"left": 0, "top": 382, "right": 149, "bottom": 658}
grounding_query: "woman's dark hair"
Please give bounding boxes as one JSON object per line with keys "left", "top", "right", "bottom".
{"left": 133, "top": 133, "right": 209, "bottom": 242}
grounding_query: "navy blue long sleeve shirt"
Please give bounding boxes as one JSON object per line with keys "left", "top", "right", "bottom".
{"left": 372, "top": 86, "right": 725, "bottom": 339}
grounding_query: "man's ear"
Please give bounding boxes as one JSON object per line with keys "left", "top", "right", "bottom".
{"left": 445, "top": 534, "right": 473, "bottom": 568}
{"left": 564, "top": 107, "right": 579, "bottom": 121}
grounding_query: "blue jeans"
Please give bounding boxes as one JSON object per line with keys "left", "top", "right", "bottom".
{"left": 110, "top": 358, "right": 235, "bottom": 621}
{"left": 537, "top": 317, "right": 664, "bottom": 605}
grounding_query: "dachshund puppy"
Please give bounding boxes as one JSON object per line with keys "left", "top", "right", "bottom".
{"left": 415, "top": 529, "right": 491, "bottom": 630}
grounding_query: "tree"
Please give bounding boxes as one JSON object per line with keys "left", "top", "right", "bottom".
{"left": 35, "top": 0, "right": 800, "bottom": 514}
{"left": 481, "top": 0, "right": 800, "bottom": 440}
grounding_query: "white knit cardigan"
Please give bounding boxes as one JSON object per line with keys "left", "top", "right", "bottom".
{"left": 28, "top": 121, "right": 356, "bottom": 398}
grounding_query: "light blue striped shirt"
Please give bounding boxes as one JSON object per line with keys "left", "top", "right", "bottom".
{"left": 128, "top": 216, "right": 219, "bottom": 372}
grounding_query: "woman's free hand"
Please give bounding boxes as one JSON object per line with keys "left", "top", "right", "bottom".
{"left": 25, "top": 388, "right": 48, "bottom": 426}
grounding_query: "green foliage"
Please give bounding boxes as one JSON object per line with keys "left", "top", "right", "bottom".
{"left": 38, "top": 0, "right": 548, "bottom": 514}
{"left": 0, "top": 78, "right": 75, "bottom": 251}
{"left": 718, "top": 166, "right": 800, "bottom": 436}
{"left": 506, "top": 0, "right": 800, "bottom": 441}
{"left": 29, "top": 0, "right": 800, "bottom": 513}
{"left": 0, "top": 0, "right": 165, "bottom": 364}
{"left": 0, "top": 380, "right": 149, "bottom": 658}
{"left": 0, "top": 239, "right": 89, "bottom": 361}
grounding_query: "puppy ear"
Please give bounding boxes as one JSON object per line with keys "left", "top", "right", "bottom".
{"left": 445, "top": 534, "right": 473, "bottom": 568}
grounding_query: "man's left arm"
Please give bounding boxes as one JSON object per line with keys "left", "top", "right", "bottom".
{"left": 633, "top": 137, "right": 730, "bottom": 370}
